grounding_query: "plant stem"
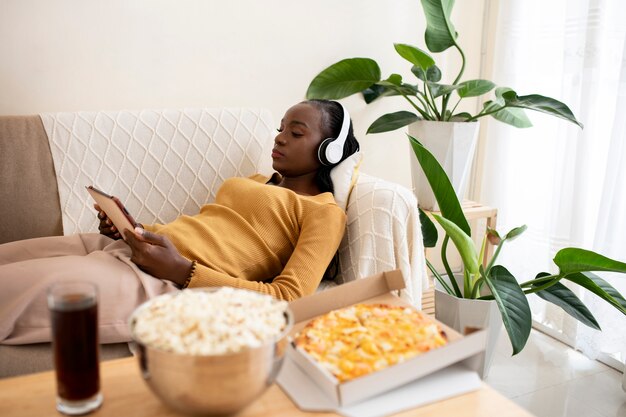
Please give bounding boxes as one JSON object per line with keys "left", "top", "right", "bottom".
{"left": 401, "top": 93, "right": 431, "bottom": 120}
{"left": 464, "top": 269, "right": 472, "bottom": 299}
{"left": 415, "top": 82, "right": 437, "bottom": 119}
{"left": 466, "top": 106, "right": 507, "bottom": 122}
{"left": 470, "top": 277, "right": 485, "bottom": 298}
{"left": 452, "top": 44, "right": 467, "bottom": 85}
{"left": 449, "top": 98, "right": 462, "bottom": 120}
{"left": 478, "top": 235, "right": 487, "bottom": 274}
{"left": 413, "top": 83, "right": 434, "bottom": 118}
{"left": 478, "top": 274, "right": 561, "bottom": 300}
{"left": 523, "top": 276, "right": 561, "bottom": 295}
{"left": 425, "top": 85, "right": 442, "bottom": 120}
{"left": 519, "top": 274, "right": 559, "bottom": 288}
{"left": 485, "top": 241, "right": 505, "bottom": 276}
{"left": 442, "top": 44, "right": 467, "bottom": 119}
{"left": 426, "top": 259, "right": 455, "bottom": 295}
{"left": 441, "top": 236, "right": 463, "bottom": 298}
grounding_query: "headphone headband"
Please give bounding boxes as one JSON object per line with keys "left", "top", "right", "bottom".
{"left": 335, "top": 102, "right": 350, "bottom": 149}
{"left": 318, "top": 102, "right": 350, "bottom": 166}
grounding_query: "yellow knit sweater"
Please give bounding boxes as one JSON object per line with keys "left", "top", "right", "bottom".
{"left": 144, "top": 174, "right": 346, "bottom": 301}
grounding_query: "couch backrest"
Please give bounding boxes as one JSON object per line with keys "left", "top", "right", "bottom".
{"left": 1, "top": 107, "right": 426, "bottom": 305}
{"left": 40, "top": 108, "right": 275, "bottom": 235}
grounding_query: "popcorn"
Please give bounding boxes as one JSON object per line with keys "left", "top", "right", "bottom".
{"left": 131, "top": 288, "right": 288, "bottom": 355}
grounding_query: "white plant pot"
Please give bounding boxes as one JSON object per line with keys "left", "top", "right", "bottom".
{"left": 434, "top": 282, "right": 502, "bottom": 379}
{"left": 408, "top": 121, "right": 479, "bottom": 211}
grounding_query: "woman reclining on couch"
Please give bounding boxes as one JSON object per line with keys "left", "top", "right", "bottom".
{"left": 0, "top": 99, "right": 359, "bottom": 344}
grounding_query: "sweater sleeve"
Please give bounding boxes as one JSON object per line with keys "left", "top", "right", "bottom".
{"left": 187, "top": 203, "right": 346, "bottom": 301}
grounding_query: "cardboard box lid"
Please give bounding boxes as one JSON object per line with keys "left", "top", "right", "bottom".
{"left": 288, "top": 270, "right": 406, "bottom": 325}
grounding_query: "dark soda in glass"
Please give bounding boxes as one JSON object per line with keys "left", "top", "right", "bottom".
{"left": 51, "top": 296, "right": 100, "bottom": 400}
{"left": 48, "top": 282, "right": 102, "bottom": 414}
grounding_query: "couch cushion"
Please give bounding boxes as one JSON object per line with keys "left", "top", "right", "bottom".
{"left": 0, "top": 115, "right": 63, "bottom": 244}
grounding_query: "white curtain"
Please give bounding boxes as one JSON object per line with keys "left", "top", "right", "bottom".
{"left": 478, "top": 0, "right": 626, "bottom": 364}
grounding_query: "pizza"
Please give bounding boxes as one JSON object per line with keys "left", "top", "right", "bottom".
{"left": 292, "top": 303, "right": 448, "bottom": 382}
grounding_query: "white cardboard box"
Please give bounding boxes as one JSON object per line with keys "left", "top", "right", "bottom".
{"left": 282, "top": 270, "right": 487, "bottom": 408}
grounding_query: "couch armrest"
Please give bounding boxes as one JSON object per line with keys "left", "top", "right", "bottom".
{"left": 0, "top": 115, "right": 62, "bottom": 244}
{"left": 337, "top": 173, "right": 427, "bottom": 307}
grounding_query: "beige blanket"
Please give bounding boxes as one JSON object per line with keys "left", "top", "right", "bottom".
{"left": 0, "top": 233, "right": 177, "bottom": 345}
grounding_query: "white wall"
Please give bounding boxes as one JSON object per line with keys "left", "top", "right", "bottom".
{"left": 0, "top": 0, "right": 484, "bottom": 188}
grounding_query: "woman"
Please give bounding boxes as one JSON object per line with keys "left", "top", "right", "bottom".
{"left": 0, "top": 99, "right": 360, "bottom": 344}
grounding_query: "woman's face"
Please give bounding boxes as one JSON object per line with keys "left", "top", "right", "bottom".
{"left": 272, "top": 103, "right": 326, "bottom": 177}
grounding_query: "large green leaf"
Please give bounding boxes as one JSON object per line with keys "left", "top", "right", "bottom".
{"left": 502, "top": 92, "right": 584, "bottom": 128}
{"left": 457, "top": 79, "right": 496, "bottom": 98}
{"left": 485, "top": 265, "right": 532, "bottom": 355}
{"left": 420, "top": 0, "right": 457, "bottom": 53}
{"left": 564, "top": 272, "right": 626, "bottom": 316}
{"left": 419, "top": 208, "right": 438, "bottom": 248}
{"left": 367, "top": 111, "right": 421, "bottom": 134}
{"left": 394, "top": 43, "right": 435, "bottom": 70}
{"left": 492, "top": 107, "right": 533, "bottom": 128}
{"left": 306, "top": 58, "right": 381, "bottom": 100}
{"left": 535, "top": 282, "right": 601, "bottom": 330}
{"left": 554, "top": 248, "right": 626, "bottom": 275}
{"left": 408, "top": 135, "right": 470, "bottom": 235}
{"left": 432, "top": 214, "right": 479, "bottom": 274}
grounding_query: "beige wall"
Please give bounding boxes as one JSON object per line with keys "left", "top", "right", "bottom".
{"left": 0, "top": 0, "right": 484, "bottom": 188}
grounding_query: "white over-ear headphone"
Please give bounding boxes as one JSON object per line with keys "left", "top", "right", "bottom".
{"left": 318, "top": 102, "right": 350, "bottom": 166}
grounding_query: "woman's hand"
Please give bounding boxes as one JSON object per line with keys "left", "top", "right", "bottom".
{"left": 94, "top": 204, "right": 122, "bottom": 240}
{"left": 124, "top": 228, "right": 193, "bottom": 287}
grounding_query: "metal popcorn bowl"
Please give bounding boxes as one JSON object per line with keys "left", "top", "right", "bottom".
{"left": 128, "top": 290, "right": 293, "bottom": 416}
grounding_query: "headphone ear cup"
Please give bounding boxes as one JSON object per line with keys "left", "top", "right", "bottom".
{"left": 318, "top": 137, "right": 334, "bottom": 166}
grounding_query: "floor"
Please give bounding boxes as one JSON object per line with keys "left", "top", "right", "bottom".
{"left": 485, "top": 329, "right": 626, "bottom": 417}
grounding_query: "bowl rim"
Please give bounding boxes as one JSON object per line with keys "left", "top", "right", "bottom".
{"left": 128, "top": 287, "right": 294, "bottom": 357}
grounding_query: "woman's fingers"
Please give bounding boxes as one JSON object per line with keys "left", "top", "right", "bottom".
{"left": 96, "top": 208, "right": 122, "bottom": 240}
{"left": 135, "top": 229, "right": 167, "bottom": 246}
{"left": 124, "top": 229, "right": 189, "bottom": 284}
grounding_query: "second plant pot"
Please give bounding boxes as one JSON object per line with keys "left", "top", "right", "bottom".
{"left": 434, "top": 281, "right": 502, "bottom": 379}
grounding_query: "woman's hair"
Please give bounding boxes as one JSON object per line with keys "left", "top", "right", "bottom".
{"left": 305, "top": 99, "right": 360, "bottom": 281}
{"left": 305, "top": 99, "right": 360, "bottom": 194}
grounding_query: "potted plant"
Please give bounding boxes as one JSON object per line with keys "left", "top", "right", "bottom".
{"left": 410, "top": 135, "right": 626, "bottom": 378}
{"left": 305, "top": 0, "right": 583, "bottom": 209}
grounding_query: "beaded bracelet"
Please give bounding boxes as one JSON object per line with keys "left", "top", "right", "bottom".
{"left": 182, "top": 260, "right": 197, "bottom": 289}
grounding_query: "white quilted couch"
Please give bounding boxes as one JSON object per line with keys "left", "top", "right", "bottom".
{"left": 0, "top": 107, "right": 426, "bottom": 376}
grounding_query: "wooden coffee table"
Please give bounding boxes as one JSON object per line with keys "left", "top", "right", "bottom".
{"left": 0, "top": 357, "right": 533, "bottom": 417}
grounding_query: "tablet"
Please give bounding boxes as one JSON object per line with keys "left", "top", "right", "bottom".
{"left": 86, "top": 186, "right": 137, "bottom": 240}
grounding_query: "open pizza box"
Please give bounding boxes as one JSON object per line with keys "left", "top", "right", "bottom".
{"left": 277, "top": 270, "right": 487, "bottom": 415}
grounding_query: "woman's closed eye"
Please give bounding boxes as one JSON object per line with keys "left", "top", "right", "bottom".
{"left": 276, "top": 127, "right": 303, "bottom": 138}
